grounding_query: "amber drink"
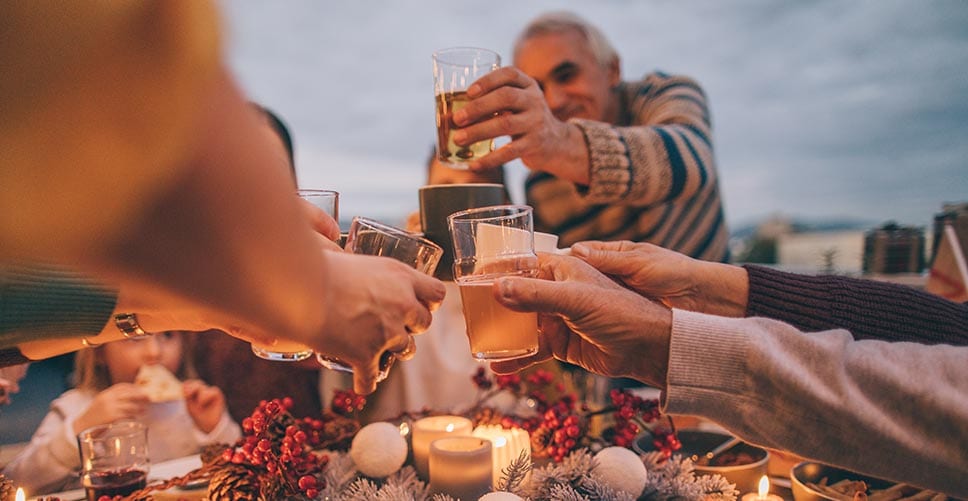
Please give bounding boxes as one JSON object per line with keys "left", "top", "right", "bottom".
{"left": 448, "top": 205, "right": 539, "bottom": 361}
{"left": 458, "top": 272, "right": 538, "bottom": 360}
{"left": 432, "top": 47, "right": 501, "bottom": 168}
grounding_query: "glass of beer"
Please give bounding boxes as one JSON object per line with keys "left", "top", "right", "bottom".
{"left": 77, "top": 420, "right": 149, "bottom": 501}
{"left": 447, "top": 205, "right": 539, "bottom": 361}
{"left": 433, "top": 47, "right": 501, "bottom": 169}
{"left": 315, "top": 216, "right": 444, "bottom": 380}
{"left": 251, "top": 189, "right": 340, "bottom": 362}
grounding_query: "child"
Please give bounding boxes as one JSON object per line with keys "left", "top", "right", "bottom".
{"left": 2, "top": 331, "right": 241, "bottom": 494}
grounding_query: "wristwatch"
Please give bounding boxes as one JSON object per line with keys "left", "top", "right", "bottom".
{"left": 114, "top": 313, "right": 150, "bottom": 339}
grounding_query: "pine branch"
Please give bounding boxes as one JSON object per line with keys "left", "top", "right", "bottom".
{"left": 497, "top": 449, "right": 532, "bottom": 493}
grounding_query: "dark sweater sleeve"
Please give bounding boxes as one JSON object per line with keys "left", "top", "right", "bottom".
{"left": 743, "top": 264, "right": 968, "bottom": 345}
{"left": 1, "top": 264, "right": 118, "bottom": 349}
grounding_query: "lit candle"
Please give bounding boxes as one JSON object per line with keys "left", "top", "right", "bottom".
{"left": 15, "top": 488, "right": 24, "bottom": 501}
{"left": 741, "top": 475, "right": 783, "bottom": 501}
{"left": 429, "top": 436, "right": 493, "bottom": 501}
{"left": 411, "top": 415, "right": 473, "bottom": 479}
{"left": 472, "top": 424, "right": 531, "bottom": 487}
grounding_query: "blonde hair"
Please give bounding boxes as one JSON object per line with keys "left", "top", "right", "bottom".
{"left": 74, "top": 331, "right": 198, "bottom": 392}
{"left": 513, "top": 11, "right": 618, "bottom": 68}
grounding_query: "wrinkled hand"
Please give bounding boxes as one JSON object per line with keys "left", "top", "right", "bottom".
{"left": 571, "top": 241, "right": 748, "bottom": 317}
{"left": 489, "top": 254, "right": 672, "bottom": 388}
{"left": 183, "top": 379, "right": 226, "bottom": 434}
{"left": 453, "top": 67, "right": 589, "bottom": 184}
{"left": 316, "top": 251, "right": 446, "bottom": 394}
{"left": 73, "top": 383, "right": 149, "bottom": 434}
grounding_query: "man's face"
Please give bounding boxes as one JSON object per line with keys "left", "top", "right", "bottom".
{"left": 514, "top": 29, "right": 619, "bottom": 122}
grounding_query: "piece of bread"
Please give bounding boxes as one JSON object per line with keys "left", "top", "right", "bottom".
{"left": 135, "top": 364, "right": 183, "bottom": 403}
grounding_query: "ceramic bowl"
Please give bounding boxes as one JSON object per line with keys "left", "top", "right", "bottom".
{"left": 634, "top": 429, "right": 769, "bottom": 493}
{"left": 790, "top": 462, "right": 896, "bottom": 501}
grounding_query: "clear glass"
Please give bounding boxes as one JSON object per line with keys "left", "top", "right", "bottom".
{"left": 250, "top": 189, "right": 340, "bottom": 362}
{"left": 315, "top": 216, "right": 444, "bottom": 380}
{"left": 447, "top": 205, "right": 539, "bottom": 361}
{"left": 77, "top": 420, "right": 149, "bottom": 501}
{"left": 433, "top": 47, "right": 501, "bottom": 169}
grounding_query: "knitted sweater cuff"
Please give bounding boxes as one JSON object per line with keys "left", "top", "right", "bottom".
{"left": 571, "top": 119, "right": 634, "bottom": 202}
{"left": 743, "top": 264, "right": 834, "bottom": 330}
{"left": 1, "top": 265, "right": 118, "bottom": 347}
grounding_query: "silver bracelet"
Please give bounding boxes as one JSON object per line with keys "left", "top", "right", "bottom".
{"left": 114, "top": 313, "right": 150, "bottom": 339}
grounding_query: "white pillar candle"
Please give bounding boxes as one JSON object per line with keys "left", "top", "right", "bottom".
{"left": 473, "top": 425, "right": 532, "bottom": 487}
{"left": 429, "top": 436, "right": 493, "bottom": 501}
{"left": 411, "top": 415, "right": 473, "bottom": 479}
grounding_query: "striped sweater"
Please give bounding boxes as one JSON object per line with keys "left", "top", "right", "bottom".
{"left": 525, "top": 71, "right": 729, "bottom": 262}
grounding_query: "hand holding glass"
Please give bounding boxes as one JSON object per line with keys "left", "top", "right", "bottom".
{"left": 251, "top": 189, "right": 339, "bottom": 361}
{"left": 448, "top": 205, "right": 539, "bottom": 360}
{"left": 315, "top": 216, "right": 444, "bottom": 380}
{"left": 433, "top": 47, "right": 501, "bottom": 168}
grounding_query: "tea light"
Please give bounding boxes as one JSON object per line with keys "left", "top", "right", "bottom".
{"left": 429, "top": 436, "right": 493, "bottom": 501}
{"left": 15, "top": 488, "right": 24, "bottom": 501}
{"left": 741, "top": 475, "right": 783, "bottom": 501}
{"left": 472, "top": 424, "right": 531, "bottom": 487}
{"left": 411, "top": 415, "right": 473, "bottom": 479}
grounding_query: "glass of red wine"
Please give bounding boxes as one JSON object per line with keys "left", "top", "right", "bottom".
{"left": 77, "top": 420, "right": 149, "bottom": 501}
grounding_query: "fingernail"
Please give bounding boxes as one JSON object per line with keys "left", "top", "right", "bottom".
{"left": 453, "top": 130, "right": 467, "bottom": 144}
{"left": 467, "top": 83, "right": 481, "bottom": 97}
{"left": 570, "top": 243, "right": 588, "bottom": 257}
{"left": 454, "top": 110, "right": 468, "bottom": 126}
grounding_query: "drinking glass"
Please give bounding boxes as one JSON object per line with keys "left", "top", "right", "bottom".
{"left": 447, "top": 205, "right": 539, "bottom": 361}
{"left": 250, "top": 189, "right": 340, "bottom": 361}
{"left": 433, "top": 47, "right": 501, "bottom": 169}
{"left": 315, "top": 216, "right": 444, "bottom": 381}
{"left": 77, "top": 420, "right": 149, "bottom": 501}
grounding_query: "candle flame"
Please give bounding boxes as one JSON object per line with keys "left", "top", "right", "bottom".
{"left": 15, "top": 488, "right": 24, "bottom": 501}
{"left": 445, "top": 423, "right": 454, "bottom": 432}
{"left": 758, "top": 475, "right": 770, "bottom": 498}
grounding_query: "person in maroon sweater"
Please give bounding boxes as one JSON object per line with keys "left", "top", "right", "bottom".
{"left": 569, "top": 240, "right": 968, "bottom": 346}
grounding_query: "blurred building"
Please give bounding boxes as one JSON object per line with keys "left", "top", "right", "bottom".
{"left": 863, "top": 222, "right": 925, "bottom": 274}
{"left": 925, "top": 202, "right": 968, "bottom": 301}
{"left": 776, "top": 230, "right": 865, "bottom": 275}
{"left": 930, "top": 202, "right": 968, "bottom": 265}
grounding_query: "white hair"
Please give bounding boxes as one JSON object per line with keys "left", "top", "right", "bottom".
{"left": 513, "top": 11, "right": 618, "bottom": 67}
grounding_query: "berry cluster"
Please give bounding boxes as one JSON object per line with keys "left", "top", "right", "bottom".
{"left": 535, "top": 404, "right": 584, "bottom": 462}
{"left": 609, "top": 389, "right": 680, "bottom": 456}
{"left": 469, "top": 369, "right": 679, "bottom": 462}
{"left": 227, "top": 398, "right": 328, "bottom": 498}
{"left": 330, "top": 389, "right": 366, "bottom": 416}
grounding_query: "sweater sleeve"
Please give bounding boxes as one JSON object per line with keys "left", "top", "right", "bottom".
{"left": 573, "top": 74, "right": 717, "bottom": 206}
{"left": 743, "top": 264, "right": 968, "bottom": 345}
{"left": 664, "top": 309, "right": 968, "bottom": 497}
{"left": 0, "top": 263, "right": 118, "bottom": 349}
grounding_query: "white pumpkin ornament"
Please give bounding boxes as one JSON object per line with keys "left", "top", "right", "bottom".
{"left": 593, "top": 446, "right": 649, "bottom": 497}
{"left": 478, "top": 492, "right": 524, "bottom": 501}
{"left": 349, "top": 422, "right": 408, "bottom": 478}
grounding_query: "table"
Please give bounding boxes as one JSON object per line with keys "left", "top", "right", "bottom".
{"left": 33, "top": 455, "right": 205, "bottom": 501}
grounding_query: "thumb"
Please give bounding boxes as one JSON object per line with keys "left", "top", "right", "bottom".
{"left": 495, "top": 276, "right": 588, "bottom": 317}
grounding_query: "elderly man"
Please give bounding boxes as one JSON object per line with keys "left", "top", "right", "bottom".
{"left": 449, "top": 11, "right": 729, "bottom": 261}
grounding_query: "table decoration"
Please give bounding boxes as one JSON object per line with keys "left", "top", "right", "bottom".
{"left": 411, "top": 415, "right": 474, "bottom": 479}
{"left": 75, "top": 371, "right": 738, "bottom": 500}
{"left": 428, "top": 436, "right": 492, "bottom": 500}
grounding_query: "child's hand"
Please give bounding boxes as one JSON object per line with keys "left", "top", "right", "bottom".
{"left": 183, "top": 379, "right": 226, "bottom": 434}
{"left": 73, "top": 383, "right": 149, "bottom": 435}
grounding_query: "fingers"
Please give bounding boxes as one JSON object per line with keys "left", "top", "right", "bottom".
{"left": 411, "top": 272, "right": 447, "bottom": 317}
{"left": 353, "top": 369, "right": 378, "bottom": 396}
{"left": 300, "top": 197, "right": 341, "bottom": 242}
{"left": 465, "top": 67, "right": 534, "bottom": 100}
{"left": 391, "top": 334, "right": 417, "bottom": 361}
{"left": 494, "top": 274, "right": 589, "bottom": 316}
